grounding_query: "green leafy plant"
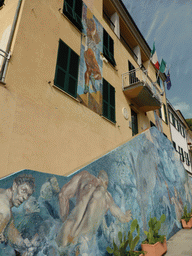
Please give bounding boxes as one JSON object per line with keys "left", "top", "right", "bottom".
{"left": 181, "top": 205, "right": 191, "bottom": 223}
{"left": 106, "top": 219, "right": 145, "bottom": 256}
{"left": 142, "top": 214, "right": 166, "bottom": 245}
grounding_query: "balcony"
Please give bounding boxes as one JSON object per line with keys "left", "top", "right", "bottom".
{"left": 122, "top": 68, "right": 162, "bottom": 112}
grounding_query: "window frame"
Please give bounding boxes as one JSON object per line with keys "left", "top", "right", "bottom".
{"left": 54, "top": 39, "right": 79, "bottom": 98}
{"left": 102, "top": 78, "right": 116, "bottom": 123}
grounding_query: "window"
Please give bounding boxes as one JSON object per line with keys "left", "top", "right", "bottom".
{"left": 54, "top": 39, "right": 79, "bottom": 98}
{"left": 102, "top": 79, "right": 116, "bottom": 123}
{"left": 181, "top": 127, "right": 185, "bottom": 138}
{"left": 156, "top": 73, "right": 161, "bottom": 87}
{"left": 131, "top": 109, "right": 138, "bottom": 136}
{"left": 63, "top": 0, "right": 83, "bottom": 32}
{"left": 0, "top": 0, "right": 4, "bottom": 8}
{"left": 158, "top": 108, "right": 162, "bottom": 119}
{"left": 172, "top": 141, "right": 176, "bottom": 150}
{"left": 163, "top": 103, "right": 168, "bottom": 124}
{"left": 178, "top": 146, "right": 184, "bottom": 162}
{"left": 176, "top": 119, "right": 179, "bottom": 130}
{"left": 184, "top": 152, "right": 190, "bottom": 166}
{"left": 150, "top": 121, "right": 156, "bottom": 127}
{"left": 172, "top": 113, "right": 176, "bottom": 127}
{"left": 103, "top": 29, "right": 116, "bottom": 66}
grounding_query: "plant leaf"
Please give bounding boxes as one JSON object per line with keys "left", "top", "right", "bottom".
{"left": 118, "top": 231, "right": 123, "bottom": 243}
{"left": 106, "top": 247, "right": 114, "bottom": 254}
{"left": 160, "top": 214, "right": 166, "bottom": 223}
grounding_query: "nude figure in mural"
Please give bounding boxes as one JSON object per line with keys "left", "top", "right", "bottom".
{"left": 56, "top": 170, "right": 132, "bottom": 248}
{"left": 0, "top": 174, "right": 36, "bottom": 255}
{"left": 165, "top": 181, "right": 183, "bottom": 221}
{"left": 84, "top": 18, "right": 102, "bottom": 94}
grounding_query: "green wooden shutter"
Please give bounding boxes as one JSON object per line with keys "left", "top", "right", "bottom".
{"left": 110, "top": 85, "right": 115, "bottom": 122}
{"left": 103, "top": 29, "right": 116, "bottom": 66}
{"left": 68, "top": 49, "right": 79, "bottom": 97}
{"left": 75, "top": 0, "right": 83, "bottom": 26}
{"left": 54, "top": 40, "right": 69, "bottom": 91}
{"left": 54, "top": 40, "right": 79, "bottom": 98}
{"left": 103, "top": 29, "right": 109, "bottom": 58}
{"left": 103, "top": 79, "right": 116, "bottom": 123}
{"left": 63, "top": 0, "right": 83, "bottom": 31}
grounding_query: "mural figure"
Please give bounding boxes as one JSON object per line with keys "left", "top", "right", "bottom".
{"left": 56, "top": 170, "right": 132, "bottom": 250}
{"left": 38, "top": 176, "right": 61, "bottom": 220}
{"left": 84, "top": 17, "right": 102, "bottom": 94}
{"left": 165, "top": 181, "right": 183, "bottom": 224}
{"left": 12, "top": 176, "right": 61, "bottom": 256}
{"left": 78, "top": 5, "right": 103, "bottom": 115}
{"left": 0, "top": 128, "right": 192, "bottom": 255}
{"left": 0, "top": 174, "right": 35, "bottom": 255}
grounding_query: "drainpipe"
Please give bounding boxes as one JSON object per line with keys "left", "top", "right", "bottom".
{"left": 0, "top": 0, "right": 23, "bottom": 82}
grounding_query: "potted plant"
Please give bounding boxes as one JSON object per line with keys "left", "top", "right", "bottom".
{"left": 141, "top": 214, "right": 167, "bottom": 256}
{"left": 106, "top": 219, "right": 145, "bottom": 256}
{"left": 181, "top": 205, "right": 192, "bottom": 229}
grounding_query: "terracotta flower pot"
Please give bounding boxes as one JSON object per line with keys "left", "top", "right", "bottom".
{"left": 181, "top": 218, "right": 192, "bottom": 229}
{"left": 141, "top": 239, "right": 167, "bottom": 256}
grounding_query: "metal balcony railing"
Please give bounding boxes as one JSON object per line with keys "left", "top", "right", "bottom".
{"left": 122, "top": 67, "right": 162, "bottom": 104}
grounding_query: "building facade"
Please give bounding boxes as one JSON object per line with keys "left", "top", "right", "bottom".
{"left": 176, "top": 110, "right": 192, "bottom": 176}
{"left": 0, "top": 0, "right": 171, "bottom": 178}
{"left": 167, "top": 100, "right": 191, "bottom": 175}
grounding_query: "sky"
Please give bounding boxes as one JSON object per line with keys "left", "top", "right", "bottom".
{"left": 122, "top": 0, "right": 192, "bottom": 119}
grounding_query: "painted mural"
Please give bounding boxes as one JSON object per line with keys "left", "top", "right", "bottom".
{"left": 0, "top": 127, "right": 192, "bottom": 256}
{"left": 77, "top": 4, "right": 103, "bottom": 115}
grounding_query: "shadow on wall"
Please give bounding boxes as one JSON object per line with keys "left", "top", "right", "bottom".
{"left": 0, "top": 127, "right": 191, "bottom": 255}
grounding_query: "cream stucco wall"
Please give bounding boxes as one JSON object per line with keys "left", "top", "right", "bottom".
{"left": 0, "top": 0, "right": 171, "bottom": 178}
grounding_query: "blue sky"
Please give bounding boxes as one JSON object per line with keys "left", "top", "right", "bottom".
{"left": 122, "top": 0, "right": 192, "bottom": 118}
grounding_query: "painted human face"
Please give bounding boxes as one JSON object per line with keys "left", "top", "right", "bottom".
{"left": 12, "top": 183, "right": 33, "bottom": 207}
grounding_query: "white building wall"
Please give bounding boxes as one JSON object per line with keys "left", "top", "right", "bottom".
{"left": 170, "top": 121, "right": 191, "bottom": 173}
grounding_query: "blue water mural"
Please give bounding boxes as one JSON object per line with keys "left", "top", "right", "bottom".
{"left": 0, "top": 127, "right": 192, "bottom": 255}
